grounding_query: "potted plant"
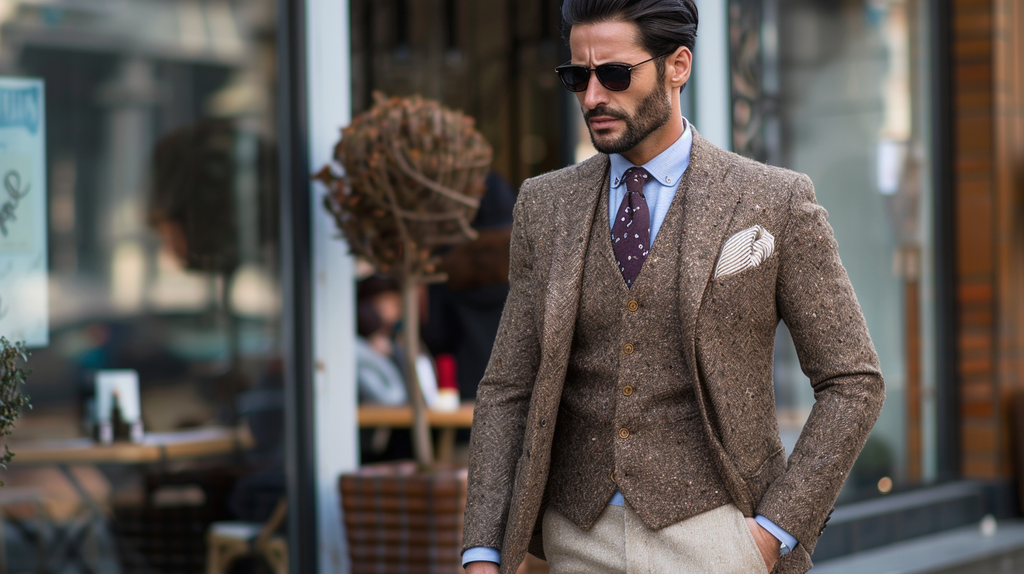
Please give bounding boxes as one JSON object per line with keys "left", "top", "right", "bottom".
{"left": 316, "top": 93, "right": 492, "bottom": 572}
{"left": 0, "top": 336, "right": 32, "bottom": 485}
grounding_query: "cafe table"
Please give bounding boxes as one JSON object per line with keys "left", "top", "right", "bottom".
{"left": 2, "top": 427, "right": 255, "bottom": 574}
{"left": 8, "top": 426, "right": 255, "bottom": 466}
{"left": 357, "top": 401, "right": 474, "bottom": 461}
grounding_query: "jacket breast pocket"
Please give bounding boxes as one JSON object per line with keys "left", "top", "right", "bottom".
{"left": 707, "top": 251, "right": 778, "bottom": 310}
{"left": 712, "top": 250, "right": 779, "bottom": 285}
{"left": 696, "top": 251, "right": 781, "bottom": 360}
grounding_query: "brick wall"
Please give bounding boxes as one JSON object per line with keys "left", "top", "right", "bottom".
{"left": 953, "top": 0, "right": 1024, "bottom": 478}
{"left": 992, "top": 0, "right": 1024, "bottom": 477}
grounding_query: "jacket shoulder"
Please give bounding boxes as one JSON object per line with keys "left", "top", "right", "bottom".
{"left": 691, "top": 138, "right": 812, "bottom": 226}
{"left": 708, "top": 145, "right": 806, "bottom": 196}
{"left": 515, "top": 153, "right": 609, "bottom": 210}
{"left": 689, "top": 135, "right": 813, "bottom": 236}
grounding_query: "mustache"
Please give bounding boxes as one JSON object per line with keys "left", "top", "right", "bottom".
{"left": 583, "top": 106, "right": 627, "bottom": 122}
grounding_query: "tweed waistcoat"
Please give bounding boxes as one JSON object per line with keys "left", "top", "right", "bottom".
{"left": 546, "top": 179, "right": 730, "bottom": 531}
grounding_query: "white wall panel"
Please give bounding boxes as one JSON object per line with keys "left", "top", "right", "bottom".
{"left": 306, "top": 0, "right": 356, "bottom": 571}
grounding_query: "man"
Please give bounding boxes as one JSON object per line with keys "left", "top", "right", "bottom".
{"left": 462, "top": 1, "right": 884, "bottom": 573}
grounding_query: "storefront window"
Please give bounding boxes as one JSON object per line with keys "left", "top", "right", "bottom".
{"left": 765, "top": 0, "right": 937, "bottom": 501}
{"left": 350, "top": 0, "right": 568, "bottom": 186}
{"left": 0, "top": 1, "right": 283, "bottom": 570}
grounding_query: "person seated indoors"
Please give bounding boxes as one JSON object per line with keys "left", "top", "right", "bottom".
{"left": 356, "top": 273, "right": 444, "bottom": 462}
{"left": 355, "top": 275, "right": 406, "bottom": 406}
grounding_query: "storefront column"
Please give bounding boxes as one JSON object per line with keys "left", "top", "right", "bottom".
{"left": 692, "top": 0, "right": 731, "bottom": 151}
{"left": 306, "top": 0, "right": 357, "bottom": 572}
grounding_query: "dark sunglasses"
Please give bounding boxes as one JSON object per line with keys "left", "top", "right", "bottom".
{"left": 555, "top": 54, "right": 668, "bottom": 92}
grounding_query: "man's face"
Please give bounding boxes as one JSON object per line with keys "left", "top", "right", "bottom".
{"left": 569, "top": 20, "right": 672, "bottom": 155}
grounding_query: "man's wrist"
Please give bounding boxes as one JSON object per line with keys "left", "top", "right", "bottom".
{"left": 754, "top": 515, "right": 797, "bottom": 556}
{"left": 462, "top": 546, "right": 501, "bottom": 567}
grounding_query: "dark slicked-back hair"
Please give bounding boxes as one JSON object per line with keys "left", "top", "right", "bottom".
{"left": 561, "top": 0, "right": 699, "bottom": 73}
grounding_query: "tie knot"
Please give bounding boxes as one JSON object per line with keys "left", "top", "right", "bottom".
{"left": 623, "top": 167, "right": 650, "bottom": 193}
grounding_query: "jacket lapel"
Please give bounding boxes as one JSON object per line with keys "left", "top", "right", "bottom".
{"left": 676, "top": 131, "right": 753, "bottom": 512}
{"left": 677, "top": 131, "right": 743, "bottom": 342}
{"left": 537, "top": 154, "right": 608, "bottom": 390}
{"left": 501, "top": 155, "right": 608, "bottom": 570}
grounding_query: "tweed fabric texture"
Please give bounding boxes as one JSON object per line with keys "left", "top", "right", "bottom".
{"left": 542, "top": 503, "right": 767, "bottom": 574}
{"left": 463, "top": 130, "right": 885, "bottom": 574}
{"left": 547, "top": 175, "right": 729, "bottom": 530}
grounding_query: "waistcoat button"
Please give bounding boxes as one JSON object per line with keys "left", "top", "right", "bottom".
{"left": 623, "top": 385, "right": 634, "bottom": 396}
{"left": 627, "top": 300, "right": 639, "bottom": 312}
{"left": 618, "top": 428, "right": 629, "bottom": 439}
{"left": 622, "top": 343, "right": 634, "bottom": 355}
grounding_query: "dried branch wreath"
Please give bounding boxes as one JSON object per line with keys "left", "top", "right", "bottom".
{"left": 315, "top": 93, "right": 492, "bottom": 280}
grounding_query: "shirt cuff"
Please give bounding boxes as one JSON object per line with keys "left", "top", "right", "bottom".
{"left": 754, "top": 515, "right": 798, "bottom": 554}
{"left": 462, "top": 547, "right": 501, "bottom": 566}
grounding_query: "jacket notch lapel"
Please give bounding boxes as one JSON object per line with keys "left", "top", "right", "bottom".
{"left": 677, "top": 132, "right": 745, "bottom": 337}
{"left": 538, "top": 155, "right": 608, "bottom": 386}
{"left": 501, "top": 156, "right": 608, "bottom": 566}
{"left": 676, "top": 131, "right": 754, "bottom": 513}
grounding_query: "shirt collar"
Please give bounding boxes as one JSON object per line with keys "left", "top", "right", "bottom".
{"left": 610, "top": 117, "right": 693, "bottom": 189}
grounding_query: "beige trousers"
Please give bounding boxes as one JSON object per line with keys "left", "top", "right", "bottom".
{"left": 542, "top": 503, "right": 769, "bottom": 574}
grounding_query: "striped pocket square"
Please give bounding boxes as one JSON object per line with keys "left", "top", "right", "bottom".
{"left": 714, "top": 225, "right": 775, "bottom": 278}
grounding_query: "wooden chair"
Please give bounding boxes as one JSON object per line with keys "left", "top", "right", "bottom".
{"left": 206, "top": 497, "right": 287, "bottom": 574}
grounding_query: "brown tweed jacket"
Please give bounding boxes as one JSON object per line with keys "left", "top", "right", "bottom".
{"left": 463, "top": 131, "right": 885, "bottom": 574}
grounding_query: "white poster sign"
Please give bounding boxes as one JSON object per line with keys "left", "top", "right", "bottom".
{"left": 0, "top": 77, "right": 47, "bottom": 347}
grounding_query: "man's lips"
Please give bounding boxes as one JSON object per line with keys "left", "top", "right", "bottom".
{"left": 588, "top": 116, "right": 620, "bottom": 130}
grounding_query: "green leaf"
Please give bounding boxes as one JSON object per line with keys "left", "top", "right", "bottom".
{"left": 0, "top": 338, "right": 31, "bottom": 483}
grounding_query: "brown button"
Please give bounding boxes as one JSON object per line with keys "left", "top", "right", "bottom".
{"left": 627, "top": 300, "right": 639, "bottom": 312}
{"left": 622, "top": 343, "right": 635, "bottom": 355}
{"left": 610, "top": 470, "right": 616, "bottom": 482}
{"left": 623, "top": 385, "right": 634, "bottom": 396}
{"left": 618, "top": 428, "right": 630, "bottom": 439}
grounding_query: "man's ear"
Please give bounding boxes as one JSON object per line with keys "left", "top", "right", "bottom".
{"left": 666, "top": 46, "right": 692, "bottom": 90}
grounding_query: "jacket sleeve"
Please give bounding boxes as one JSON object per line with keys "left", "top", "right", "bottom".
{"left": 755, "top": 174, "right": 885, "bottom": 554}
{"left": 462, "top": 180, "right": 545, "bottom": 553}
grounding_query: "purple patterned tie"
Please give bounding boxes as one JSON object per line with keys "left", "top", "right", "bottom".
{"left": 611, "top": 167, "right": 651, "bottom": 286}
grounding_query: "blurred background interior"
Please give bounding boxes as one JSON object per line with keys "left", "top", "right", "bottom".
{"left": 0, "top": 0, "right": 1022, "bottom": 573}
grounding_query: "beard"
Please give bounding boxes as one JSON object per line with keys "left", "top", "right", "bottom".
{"left": 584, "top": 83, "right": 672, "bottom": 155}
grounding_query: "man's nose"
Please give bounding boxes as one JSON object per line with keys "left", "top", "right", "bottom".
{"left": 582, "top": 71, "right": 610, "bottom": 110}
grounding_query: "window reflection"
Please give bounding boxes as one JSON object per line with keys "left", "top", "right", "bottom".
{"left": 0, "top": 1, "right": 282, "bottom": 571}
{"left": 768, "top": 0, "right": 935, "bottom": 501}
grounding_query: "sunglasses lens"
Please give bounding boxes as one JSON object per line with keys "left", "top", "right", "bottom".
{"left": 556, "top": 63, "right": 634, "bottom": 92}
{"left": 557, "top": 66, "right": 590, "bottom": 92}
{"left": 597, "top": 65, "right": 631, "bottom": 91}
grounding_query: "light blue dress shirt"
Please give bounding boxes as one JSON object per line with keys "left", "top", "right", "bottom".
{"left": 463, "top": 119, "right": 797, "bottom": 567}
{"left": 607, "top": 118, "right": 693, "bottom": 246}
